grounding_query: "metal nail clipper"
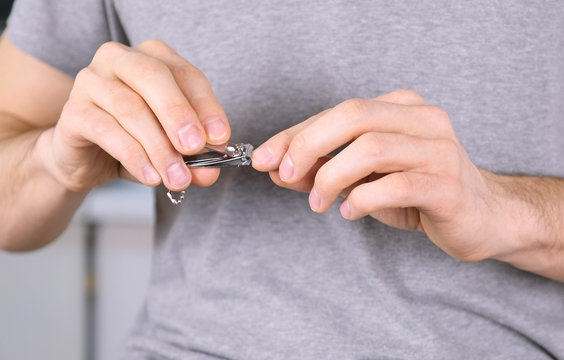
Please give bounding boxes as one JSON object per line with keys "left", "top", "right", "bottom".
{"left": 166, "top": 142, "right": 254, "bottom": 204}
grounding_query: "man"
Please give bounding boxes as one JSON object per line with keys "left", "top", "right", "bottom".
{"left": 1, "top": 0, "right": 563, "bottom": 358}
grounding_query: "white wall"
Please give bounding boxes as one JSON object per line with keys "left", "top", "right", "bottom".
{"left": 95, "top": 224, "right": 153, "bottom": 360}
{"left": 0, "top": 181, "right": 154, "bottom": 360}
{"left": 0, "top": 224, "right": 85, "bottom": 360}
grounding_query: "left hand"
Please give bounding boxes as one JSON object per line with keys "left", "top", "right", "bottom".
{"left": 252, "top": 89, "right": 511, "bottom": 263}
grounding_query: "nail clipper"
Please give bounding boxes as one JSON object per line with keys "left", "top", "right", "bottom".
{"left": 166, "top": 142, "right": 254, "bottom": 204}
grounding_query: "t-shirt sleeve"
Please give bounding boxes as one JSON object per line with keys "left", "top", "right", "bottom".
{"left": 6, "top": 0, "right": 119, "bottom": 77}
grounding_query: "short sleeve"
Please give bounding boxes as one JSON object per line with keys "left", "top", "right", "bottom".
{"left": 6, "top": 0, "right": 127, "bottom": 77}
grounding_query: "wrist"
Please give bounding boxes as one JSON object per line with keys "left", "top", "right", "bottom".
{"left": 483, "top": 171, "right": 561, "bottom": 274}
{"left": 0, "top": 126, "right": 88, "bottom": 251}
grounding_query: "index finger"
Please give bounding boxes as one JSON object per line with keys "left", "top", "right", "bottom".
{"left": 136, "top": 40, "right": 231, "bottom": 145}
{"left": 252, "top": 90, "right": 429, "bottom": 173}
{"left": 278, "top": 99, "right": 453, "bottom": 184}
{"left": 90, "top": 41, "right": 205, "bottom": 155}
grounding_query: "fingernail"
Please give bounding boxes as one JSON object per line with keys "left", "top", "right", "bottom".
{"left": 203, "top": 118, "right": 227, "bottom": 141}
{"left": 279, "top": 155, "right": 294, "bottom": 181}
{"left": 340, "top": 200, "right": 351, "bottom": 219}
{"left": 143, "top": 164, "right": 161, "bottom": 184}
{"left": 167, "top": 162, "right": 190, "bottom": 188}
{"left": 309, "top": 188, "right": 321, "bottom": 212}
{"left": 252, "top": 146, "right": 273, "bottom": 165}
{"left": 178, "top": 124, "right": 204, "bottom": 151}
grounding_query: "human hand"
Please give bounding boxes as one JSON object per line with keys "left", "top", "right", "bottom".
{"left": 252, "top": 89, "right": 512, "bottom": 262}
{"left": 37, "top": 40, "right": 230, "bottom": 192}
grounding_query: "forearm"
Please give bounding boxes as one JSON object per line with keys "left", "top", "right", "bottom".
{"left": 0, "top": 117, "right": 86, "bottom": 251}
{"left": 485, "top": 171, "right": 564, "bottom": 281}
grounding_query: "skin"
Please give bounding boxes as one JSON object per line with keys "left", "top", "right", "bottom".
{"left": 1, "top": 33, "right": 562, "bottom": 282}
{"left": 251, "top": 90, "right": 564, "bottom": 282}
{"left": 0, "top": 33, "right": 229, "bottom": 251}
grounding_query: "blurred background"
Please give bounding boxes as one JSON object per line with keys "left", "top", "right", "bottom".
{"left": 0, "top": 0, "right": 10, "bottom": 28}
{"left": 0, "top": 177, "right": 155, "bottom": 360}
{"left": 1, "top": 3, "right": 155, "bottom": 359}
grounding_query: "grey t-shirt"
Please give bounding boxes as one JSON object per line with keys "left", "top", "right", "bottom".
{"left": 8, "top": 1, "right": 564, "bottom": 359}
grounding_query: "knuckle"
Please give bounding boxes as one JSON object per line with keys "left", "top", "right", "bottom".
{"left": 347, "top": 189, "right": 367, "bottom": 213}
{"left": 95, "top": 41, "right": 126, "bottom": 60}
{"left": 164, "top": 101, "right": 194, "bottom": 123}
{"left": 74, "top": 67, "right": 96, "bottom": 85}
{"left": 338, "top": 98, "right": 367, "bottom": 117}
{"left": 89, "top": 116, "right": 112, "bottom": 137}
{"left": 140, "top": 57, "right": 169, "bottom": 78}
{"left": 139, "top": 39, "right": 169, "bottom": 51}
{"left": 393, "top": 172, "right": 416, "bottom": 201}
{"left": 147, "top": 145, "right": 179, "bottom": 166}
{"left": 109, "top": 86, "right": 146, "bottom": 119}
{"left": 171, "top": 65, "right": 212, "bottom": 95}
{"left": 357, "top": 132, "right": 384, "bottom": 157}
{"left": 437, "top": 139, "right": 462, "bottom": 177}
{"left": 272, "top": 130, "right": 293, "bottom": 154}
{"left": 439, "top": 137, "right": 459, "bottom": 153}
{"left": 115, "top": 143, "right": 147, "bottom": 172}
{"left": 425, "top": 105, "right": 450, "bottom": 124}
{"left": 392, "top": 89, "right": 422, "bottom": 102}
{"left": 425, "top": 105, "right": 449, "bottom": 121}
{"left": 172, "top": 64, "right": 202, "bottom": 82}
{"left": 315, "top": 164, "right": 339, "bottom": 193}
{"left": 123, "top": 53, "right": 169, "bottom": 80}
{"left": 60, "top": 99, "right": 81, "bottom": 120}
{"left": 120, "top": 146, "right": 142, "bottom": 165}
{"left": 396, "top": 88, "right": 419, "bottom": 97}
{"left": 60, "top": 102, "right": 91, "bottom": 137}
{"left": 290, "top": 132, "right": 309, "bottom": 153}
{"left": 82, "top": 111, "right": 115, "bottom": 141}
{"left": 77, "top": 105, "right": 109, "bottom": 135}
{"left": 279, "top": 129, "right": 293, "bottom": 145}
{"left": 422, "top": 105, "right": 454, "bottom": 135}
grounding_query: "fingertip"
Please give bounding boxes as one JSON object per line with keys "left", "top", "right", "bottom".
{"left": 279, "top": 154, "right": 295, "bottom": 182}
{"left": 178, "top": 123, "right": 206, "bottom": 154}
{"left": 308, "top": 188, "right": 322, "bottom": 213}
{"left": 143, "top": 164, "right": 162, "bottom": 186}
{"left": 165, "top": 162, "right": 192, "bottom": 191}
{"left": 251, "top": 145, "right": 274, "bottom": 171}
{"left": 190, "top": 167, "right": 220, "bottom": 187}
{"left": 202, "top": 117, "right": 230, "bottom": 145}
{"left": 340, "top": 199, "right": 352, "bottom": 220}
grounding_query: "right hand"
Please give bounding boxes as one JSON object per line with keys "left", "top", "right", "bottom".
{"left": 37, "top": 39, "right": 230, "bottom": 192}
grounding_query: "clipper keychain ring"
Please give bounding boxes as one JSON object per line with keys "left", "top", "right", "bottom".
{"left": 166, "top": 142, "right": 254, "bottom": 205}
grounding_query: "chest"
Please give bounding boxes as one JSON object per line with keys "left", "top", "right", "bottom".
{"left": 113, "top": 0, "right": 564, "bottom": 175}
